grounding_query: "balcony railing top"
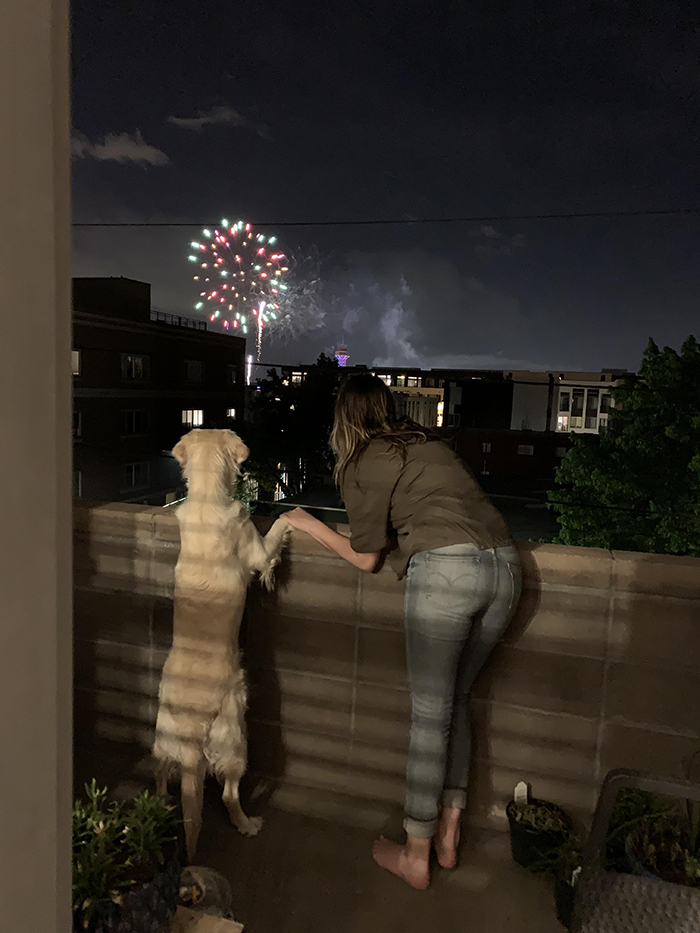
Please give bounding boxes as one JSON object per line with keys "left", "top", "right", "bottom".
{"left": 150, "top": 310, "right": 207, "bottom": 331}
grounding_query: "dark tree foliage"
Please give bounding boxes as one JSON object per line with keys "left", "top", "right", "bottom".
{"left": 240, "top": 353, "right": 340, "bottom": 500}
{"left": 550, "top": 337, "right": 700, "bottom": 556}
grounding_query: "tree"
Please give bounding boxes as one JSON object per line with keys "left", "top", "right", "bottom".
{"left": 239, "top": 353, "right": 340, "bottom": 501}
{"left": 550, "top": 337, "right": 700, "bottom": 556}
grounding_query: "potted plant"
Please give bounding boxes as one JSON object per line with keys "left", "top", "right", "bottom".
{"left": 551, "top": 831, "right": 587, "bottom": 929}
{"left": 72, "top": 780, "right": 181, "bottom": 933}
{"left": 623, "top": 753, "right": 700, "bottom": 889}
{"left": 601, "top": 786, "right": 672, "bottom": 873}
{"left": 506, "top": 795, "right": 573, "bottom": 871}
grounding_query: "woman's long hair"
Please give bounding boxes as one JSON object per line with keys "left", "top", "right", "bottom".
{"left": 331, "top": 373, "right": 434, "bottom": 484}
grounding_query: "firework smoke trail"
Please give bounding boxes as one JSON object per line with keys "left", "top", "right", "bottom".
{"left": 266, "top": 247, "right": 326, "bottom": 344}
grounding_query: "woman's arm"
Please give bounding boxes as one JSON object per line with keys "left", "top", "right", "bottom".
{"left": 280, "top": 508, "right": 380, "bottom": 572}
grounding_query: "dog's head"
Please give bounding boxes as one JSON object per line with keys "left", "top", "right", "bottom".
{"left": 172, "top": 429, "right": 250, "bottom": 483}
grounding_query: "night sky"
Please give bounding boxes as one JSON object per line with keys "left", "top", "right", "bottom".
{"left": 71, "top": 1, "right": 699, "bottom": 372}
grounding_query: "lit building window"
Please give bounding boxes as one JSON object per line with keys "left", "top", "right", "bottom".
{"left": 227, "top": 408, "right": 236, "bottom": 420}
{"left": 182, "top": 409, "right": 204, "bottom": 427}
{"left": 437, "top": 401, "right": 444, "bottom": 427}
{"left": 72, "top": 349, "right": 81, "bottom": 375}
{"left": 557, "top": 388, "right": 612, "bottom": 433}
{"left": 291, "top": 372, "right": 303, "bottom": 384}
{"left": 482, "top": 442, "right": 491, "bottom": 453}
{"left": 378, "top": 375, "right": 392, "bottom": 386}
{"left": 396, "top": 375, "right": 406, "bottom": 387}
{"left": 407, "top": 376, "right": 422, "bottom": 387}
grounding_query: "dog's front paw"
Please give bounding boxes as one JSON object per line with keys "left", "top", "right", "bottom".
{"left": 268, "top": 517, "right": 291, "bottom": 547}
{"left": 238, "top": 814, "right": 263, "bottom": 836}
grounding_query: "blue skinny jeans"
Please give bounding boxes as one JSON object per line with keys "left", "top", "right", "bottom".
{"left": 402, "top": 542, "right": 522, "bottom": 838}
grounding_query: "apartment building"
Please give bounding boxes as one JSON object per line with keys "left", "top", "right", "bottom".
{"left": 72, "top": 277, "right": 246, "bottom": 504}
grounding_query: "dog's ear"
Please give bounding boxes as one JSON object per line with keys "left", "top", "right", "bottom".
{"left": 172, "top": 433, "right": 192, "bottom": 468}
{"left": 223, "top": 430, "right": 249, "bottom": 468}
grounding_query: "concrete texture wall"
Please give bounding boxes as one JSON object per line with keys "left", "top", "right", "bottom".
{"left": 73, "top": 502, "right": 700, "bottom": 833}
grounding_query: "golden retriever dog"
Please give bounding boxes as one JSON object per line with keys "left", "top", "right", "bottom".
{"left": 153, "top": 429, "right": 289, "bottom": 861}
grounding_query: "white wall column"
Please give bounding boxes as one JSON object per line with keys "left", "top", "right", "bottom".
{"left": 0, "top": 0, "right": 72, "bottom": 929}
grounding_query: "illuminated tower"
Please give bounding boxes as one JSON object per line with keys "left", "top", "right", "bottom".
{"left": 335, "top": 346, "right": 349, "bottom": 367}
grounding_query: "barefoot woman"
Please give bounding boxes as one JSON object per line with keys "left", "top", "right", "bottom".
{"left": 281, "top": 373, "right": 521, "bottom": 889}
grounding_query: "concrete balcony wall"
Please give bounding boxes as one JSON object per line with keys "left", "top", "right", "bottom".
{"left": 73, "top": 502, "right": 700, "bottom": 832}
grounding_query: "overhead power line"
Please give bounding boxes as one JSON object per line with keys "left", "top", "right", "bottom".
{"left": 71, "top": 207, "right": 700, "bottom": 228}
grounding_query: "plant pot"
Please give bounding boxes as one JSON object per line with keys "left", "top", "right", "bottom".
{"left": 554, "top": 873, "right": 577, "bottom": 930}
{"left": 506, "top": 799, "right": 572, "bottom": 871}
{"left": 73, "top": 851, "right": 180, "bottom": 933}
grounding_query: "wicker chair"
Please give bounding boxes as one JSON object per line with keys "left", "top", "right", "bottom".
{"left": 570, "top": 768, "right": 700, "bottom": 932}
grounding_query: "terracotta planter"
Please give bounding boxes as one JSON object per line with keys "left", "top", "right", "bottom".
{"left": 506, "top": 799, "right": 572, "bottom": 871}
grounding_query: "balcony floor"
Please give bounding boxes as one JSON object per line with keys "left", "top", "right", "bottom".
{"left": 194, "top": 787, "right": 563, "bottom": 933}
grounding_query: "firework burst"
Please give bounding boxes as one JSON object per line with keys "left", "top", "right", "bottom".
{"left": 188, "top": 219, "right": 289, "bottom": 358}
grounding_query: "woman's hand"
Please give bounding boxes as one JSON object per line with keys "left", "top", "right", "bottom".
{"left": 280, "top": 507, "right": 320, "bottom": 533}
{"left": 280, "top": 507, "right": 379, "bottom": 572}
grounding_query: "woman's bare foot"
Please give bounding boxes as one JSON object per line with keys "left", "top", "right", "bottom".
{"left": 434, "top": 807, "right": 462, "bottom": 869}
{"left": 372, "top": 835, "right": 430, "bottom": 890}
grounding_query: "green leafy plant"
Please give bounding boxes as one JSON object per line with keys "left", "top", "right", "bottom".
{"left": 241, "top": 353, "right": 340, "bottom": 500}
{"left": 631, "top": 820, "right": 700, "bottom": 887}
{"left": 604, "top": 787, "right": 674, "bottom": 872}
{"left": 72, "top": 781, "right": 179, "bottom": 930}
{"left": 509, "top": 801, "right": 570, "bottom": 833}
{"left": 233, "top": 472, "right": 259, "bottom": 510}
{"left": 619, "top": 759, "right": 700, "bottom": 887}
{"left": 550, "top": 336, "right": 700, "bottom": 556}
{"left": 528, "top": 828, "right": 587, "bottom": 880}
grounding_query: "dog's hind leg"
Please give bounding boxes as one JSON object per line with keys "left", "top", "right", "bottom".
{"left": 181, "top": 757, "right": 207, "bottom": 862}
{"left": 222, "top": 766, "right": 263, "bottom": 836}
{"left": 155, "top": 758, "right": 170, "bottom": 797}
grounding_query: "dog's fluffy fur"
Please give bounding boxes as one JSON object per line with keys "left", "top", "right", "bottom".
{"left": 152, "top": 429, "right": 289, "bottom": 861}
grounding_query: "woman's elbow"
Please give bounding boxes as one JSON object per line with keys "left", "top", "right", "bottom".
{"left": 358, "top": 551, "right": 380, "bottom": 573}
